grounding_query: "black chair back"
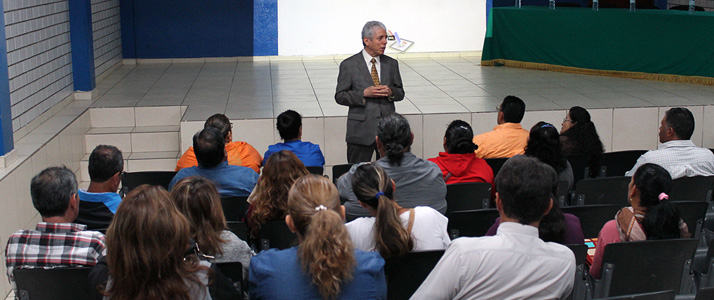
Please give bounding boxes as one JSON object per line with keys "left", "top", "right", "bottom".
{"left": 259, "top": 220, "right": 298, "bottom": 251}
{"left": 597, "top": 239, "right": 697, "bottom": 298}
{"left": 601, "top": 150, "right": 647, "bottom": 177}
{"left": 384, "top": 250, "right": 445, "bottom": 300}
{"left": 566, "top": 244, "right": 589, "bottom": 300}
{"left": 573, "top": 176, "right": 630, "bottom": 206}
{"left": 306, "top": 166, "right": 324, "bottom": 175}
{"left": 599, "top": 290, "right": 675, "bottom": 300}
{"left": 226, "top": 221, "right": 250, "bottom": 242}
{"left": 566, "top": 154, "right": 592, "bottom": 185}
{"left": 445, "top": 182, "right": 492, "bottom": 214}
{"left": 669, "top": 176, "right": 714, "bottom": 202}
{"left": 672, "top": 201, "right": 708, "bottom": 239}
{"left": 220, "top": 196, "right": 250, "bottom": 222}
{"left": 484, "top": 158, "right": 508, "bottom": 178}
{"left": 213, "top": 262, "right": 245, "bottom": 296}
{"left": 121, "top": 171, "right": 177, "bottom": 196}
{"left": 332, "top": 164, "right": 353, "bottom": 184}
{"left": 447, "top": 209, "right": 499, "bottom": 239}
{"left": 14, "top": 267, "right": 93, "bottom": 300}
{"left": 695, "top": 287, "right": 714, "bottom": 300}
{"left": 562, "top": 204, "right": 620, "bottom": 238}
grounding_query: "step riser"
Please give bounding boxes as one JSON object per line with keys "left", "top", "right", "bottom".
{"left": 84, "top": 132, "right": 179, "bottom": 154}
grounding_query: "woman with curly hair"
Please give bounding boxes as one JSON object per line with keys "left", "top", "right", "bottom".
{"left": 246, "top": 150, "right": 309, "bottom": 238}
{"left": 249, "top": 175, "right": 387, "bottom": 299}
{"left": 171, "top": 176, "right": 253, "bottom": 278}
{"left": 560, "top": 106, "right": 605, "bottom": 178}
{"left": 102, "top": 185, "right": 211, "bottom": 300}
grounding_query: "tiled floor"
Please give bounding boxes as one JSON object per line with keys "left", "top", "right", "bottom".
{"left": 92, "top": 56, "right": 714, "bottom": 121}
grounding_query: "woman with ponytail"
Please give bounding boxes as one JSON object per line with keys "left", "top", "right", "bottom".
{"left": 249, "top": 175, "right": 387, "bottom": 299}
{"left": 560, "top": 106, "right": 605, "bottom": 178}
{"left": 428, "top": 120, "right": 494, "bottom": 186}
{"left": 346, "top": 163, "right": 450, "bottom": 258}
{"left": 590, "top": 163, "right": 690, "bottom": 279}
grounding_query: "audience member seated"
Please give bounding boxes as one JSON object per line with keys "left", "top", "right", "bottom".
{"left": 346, "top": 163, "right": 450, "bottom": 257}
{"left": 485, "top": 156, "right": 584, "bottom": 245}
{"left": 626, "top": 107, "right": 714, "bottom": 179}
{"left": 5, "top": 166, "right": 106, "bottom": 294}
{"left": 411, "top": 156, "right": 575, "bottom": 299}
{"left": 560, "top": 106, "right": 605, "bottom": 178}
{"left": 337, "top": 113, "right": 446, "bottom": 217}
{"left": 263, "top": 110, "right": 325, "bottom": 167}
{"left": 75, "top": 145, "right": 123, "bottom": 230}
{"left": 169, "top": 127, "right": 258, "bottom": 197}
{"left": 590, "top": 163, "right": 690, "bottom": 279}
{"left": 170, "top": 176, "right": 253, "bottom": 278}
{"left": 99, "top": 185, "right": 213, "bottom": 300}
{"left": 246, "top": 150, "right": 309, "bottom": 238}
{"left": 473, "top": 95, "right": 529, "bottom": 159}
{"left": 428, "top": 120, "right": 494, "bottom": 187}
{"left": 526, "top": 122, "right": 574, "bottom": 191}
{"left": 249, "top": 175, "right": 387, "bottom": 299}
{"left": 176, "top": 113, "right": 262, "bottom": 173}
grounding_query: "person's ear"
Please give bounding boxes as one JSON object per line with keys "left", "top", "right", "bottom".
{"left": 629, "top": 184, "right": 639, "bottom": 200}
{"left": 358, "top": 200, "right": 368, "bottom": 209}
{"left": 542, "top": 198, "right": 554, "bottom": 217}
{"left": 340, "top": 205, "right": 346, "bottom": 221}
{"left": 495, "top": 192, "right": 503, "bottom": 212}
{"left": 285, "top": 215, "right": 297, "bottom": 233}
{"left": 443, "top": 137, "right": 448, "bottom": 152}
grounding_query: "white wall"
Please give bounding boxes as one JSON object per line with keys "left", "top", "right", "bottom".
{"left": 278, "top": 0, "right": 488, "bottom": 56}
{"left": 91, "top": 0, "right": 122, "bottom": 78}
{"left": 4, "top": 0, "right": 74, "bottom": 132}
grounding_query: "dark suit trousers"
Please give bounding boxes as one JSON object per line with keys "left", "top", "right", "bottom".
{"left": 347, "top": 142, "right": 380, "bottom": 163}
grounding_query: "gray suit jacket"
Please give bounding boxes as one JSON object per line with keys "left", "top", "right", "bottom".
{"left": 335, "top": 52, "right": 405, "bottom": 145}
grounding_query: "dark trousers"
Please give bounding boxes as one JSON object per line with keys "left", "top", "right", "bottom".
{"left": 347, "top": 142, "right": 380, "bottom": 164}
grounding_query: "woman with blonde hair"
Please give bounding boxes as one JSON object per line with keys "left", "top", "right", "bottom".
{"left": 103, "top": 185, "right": 211, "bottom": 300}
{"left": 246, "top": 150, "right": 309, "bottom": 238}
{"left": 347, "top": 163, "right": 450, "bottom": 258}
{"left": 171, "top": 176, "right": 253, "bottom": 277}
{"left": 249, "top": 175, "right": 386, "bottom": 299}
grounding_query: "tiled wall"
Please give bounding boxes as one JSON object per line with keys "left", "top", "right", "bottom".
{"left": 4, "top": 0, "right": 74, "bottom": 132}
{"left": 91, "top": 0, "right": 122, "bottom": 78}
{"left": 0, "top": 102, "right": 90, "bottom": 297}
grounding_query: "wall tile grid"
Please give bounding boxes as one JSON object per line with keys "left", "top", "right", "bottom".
{"left": 4, "top": 0, "right": 73, "bottom": 132}
{"left": 91, "top": 0, "right": 121, "bottom": 78}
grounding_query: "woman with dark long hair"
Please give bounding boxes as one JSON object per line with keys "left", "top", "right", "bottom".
{"left": 249, "top": 175, "right": 386, "bottom": 299}
{"left": 246, "top": 150, "right": 309, "bottom": 238}
{"left": 486, "top": 122, "right": 584, "bottom": 245}
{"left": 346, "top": 163, "right": 450, "bottom": 258}
{"left": 560, "top": 106, "right": 605, "bottom": 178}
{"left": 103, "top": 185, "right": 211, "bottom": 300}
{"left": 590, "top": 163, "right": 690, "bottom": 279}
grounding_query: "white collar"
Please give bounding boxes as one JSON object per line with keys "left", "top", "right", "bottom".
{"left": 362, "top": 49, "right": 380, "bottom": 65}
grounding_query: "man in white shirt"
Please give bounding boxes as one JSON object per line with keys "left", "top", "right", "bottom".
{"left": 626, "top": 107, "right": 714, "bottom": 179}
{"left": 411, "top": 156, "right": 575, "bottom": 300}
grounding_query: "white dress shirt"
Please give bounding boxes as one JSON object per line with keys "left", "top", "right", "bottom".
{"left": 362, "top": 49, "right": 381, "bottom": 81}
{"left": 346, "top": 206, "right": 451, "bottom": 252}
{"left": 625, "top": 140, "right": 714, "bottom": 179}
{"left": 411, "top": 222, "right": 575, "bottom": 300}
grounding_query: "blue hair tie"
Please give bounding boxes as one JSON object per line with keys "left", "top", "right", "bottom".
{"left": 375, "top": 191, "right": 385, "bottom": 199}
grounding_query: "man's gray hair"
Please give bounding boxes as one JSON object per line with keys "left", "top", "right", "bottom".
{"left": 361, "top": 21, "right": 386, "bottom": 40}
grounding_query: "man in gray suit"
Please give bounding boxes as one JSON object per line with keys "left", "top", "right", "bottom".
{"left": 335, "top": 21, "right": 405, "bottom": 163}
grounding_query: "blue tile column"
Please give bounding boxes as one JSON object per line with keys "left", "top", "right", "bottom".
{"left": 0, "top": 0, "right": 14, "bottom": 155}
{"left": 254, "top": 0, "right": 278, "bottom": 56}
{"left": 69, "top": 0, "right": 96, "bottom": 92}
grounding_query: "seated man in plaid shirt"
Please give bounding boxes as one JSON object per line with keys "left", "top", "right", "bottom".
{"left": 5, "top": 166, "right": 106, "bottom": 294}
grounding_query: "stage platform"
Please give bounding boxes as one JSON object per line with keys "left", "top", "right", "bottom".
{"left": 85, "top": 54, "right": 714, "bottom": 176}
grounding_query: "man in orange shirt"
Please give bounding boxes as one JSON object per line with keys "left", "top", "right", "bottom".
{"left": 176, "top": 114, "right": 262, "bottom": 173}
{"left": 473, "top": 96, "right": 529, "bottom": 159}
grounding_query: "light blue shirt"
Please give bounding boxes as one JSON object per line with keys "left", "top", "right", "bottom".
{"left": 169, "top": 161, "right": 258, "bottom": 197}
